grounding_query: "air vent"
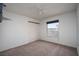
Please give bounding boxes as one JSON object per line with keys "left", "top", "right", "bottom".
{"left": 28, "top": 21, "right": 40, "bottom": 24}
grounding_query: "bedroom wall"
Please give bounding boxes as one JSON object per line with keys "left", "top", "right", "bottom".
{"left": 77, "top": 4, "right": 79, "bottom": 55}
{"left": 0, "top": 10, "right": 40, "bottom": 52}
{"left": 40, "top": 11, "right": 77, "bottom": 48}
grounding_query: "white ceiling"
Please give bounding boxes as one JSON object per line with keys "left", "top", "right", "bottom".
{"left": 4, "top": 3, "right": 77, "bottom": 20}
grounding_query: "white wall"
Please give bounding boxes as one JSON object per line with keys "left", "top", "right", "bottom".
{"left": 40, "top": 11, "right": 77, "bottom": 48}
{"left": 77, "top": 4, "right": 79, "bottom": 55}
{"left": 0, "top": 11, "right": 40, "bottom": 52}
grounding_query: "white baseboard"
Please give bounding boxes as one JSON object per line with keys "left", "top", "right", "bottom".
{"left": 0, "top": 39, "right": 38, "bottom": 52}
{"left": 40, "top": 39, "right": 77, "bottom": 48}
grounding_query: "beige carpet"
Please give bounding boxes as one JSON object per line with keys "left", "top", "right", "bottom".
{"left": 0, "top": 40, "right": 78, "bottom": 56}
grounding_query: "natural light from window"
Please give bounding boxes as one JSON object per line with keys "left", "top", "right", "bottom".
{"left": 48, "top": 23, "right": 59, "bottom": 28}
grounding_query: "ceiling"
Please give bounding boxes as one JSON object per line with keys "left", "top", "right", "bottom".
{"left": 4, "top": 3, "right": 77, "bottom": 20}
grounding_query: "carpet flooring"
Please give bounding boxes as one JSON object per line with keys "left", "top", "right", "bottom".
{"left": 0, "top": 40, "right": 78, "bottom": 56}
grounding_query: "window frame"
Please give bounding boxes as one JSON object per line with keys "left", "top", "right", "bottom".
{"left": 46, "top": 20, "right": 59, "bottom": 37}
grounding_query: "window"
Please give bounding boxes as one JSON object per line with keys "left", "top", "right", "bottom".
{"left": 47, "top": 20, "right": 59, "bottom": 37}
